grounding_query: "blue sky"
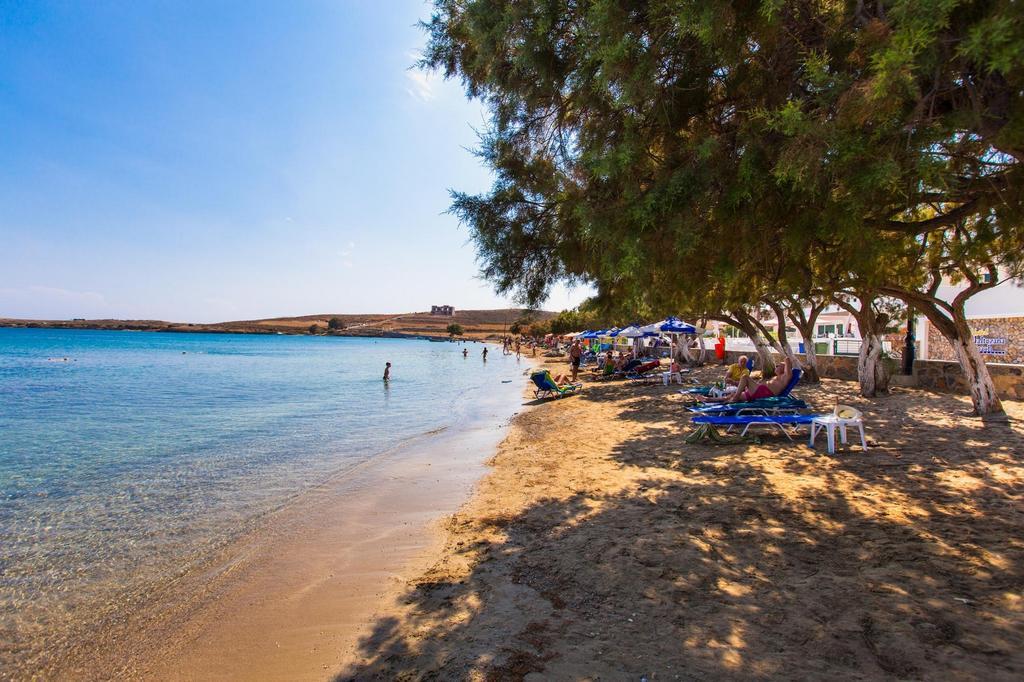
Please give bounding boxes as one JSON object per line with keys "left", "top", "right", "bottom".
{"left": 0, "top": 1, "right": 590, "bottom": 322}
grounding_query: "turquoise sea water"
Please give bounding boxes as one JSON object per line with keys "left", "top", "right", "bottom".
{"left": 0, "top": 328, "right": 525, "bottom": 672}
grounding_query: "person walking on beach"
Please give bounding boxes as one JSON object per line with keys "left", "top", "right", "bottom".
{"left": 514, "top": 339, "right": 521, "bottom": 359}
{"left": 383, "top": 362, "right": 391, "bottom": 381}
{"left": 482, "top": 347, "right": 488, "bottom": 361}
{"left": 569, "top": 339, "right": 582, "bottom": 382}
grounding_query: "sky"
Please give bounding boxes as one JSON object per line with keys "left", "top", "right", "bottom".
{"left": 0, "top": 1, "right": 592, "bottom": 322}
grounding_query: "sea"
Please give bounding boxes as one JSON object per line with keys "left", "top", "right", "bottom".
{"left": 0, "top": 327, "right": 526, "bottom": 674}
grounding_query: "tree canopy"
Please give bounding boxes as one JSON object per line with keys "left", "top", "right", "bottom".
{"left": 424, "top": 0, "right": 1023, "bottom": 414}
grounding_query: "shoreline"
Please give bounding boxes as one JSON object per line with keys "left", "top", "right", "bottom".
{"left": 41, "top": 371, "right": 528, "bottom": 680}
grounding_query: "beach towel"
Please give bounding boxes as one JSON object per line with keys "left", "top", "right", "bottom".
{"left": 684, "top": 422, "right": 761, "bottom": 445}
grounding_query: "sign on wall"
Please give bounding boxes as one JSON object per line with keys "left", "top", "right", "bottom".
{"left": 974, "top": 335, "right": 1009, "bottom": 356}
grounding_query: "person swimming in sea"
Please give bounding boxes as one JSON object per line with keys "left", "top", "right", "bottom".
{"left": 383, "top": 362, "right": 391, "bottom": 381}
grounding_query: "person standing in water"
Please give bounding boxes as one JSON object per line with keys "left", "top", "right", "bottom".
{"left": 462, "top": 348, "right": 468, "bottom": 358}
{"left": 482, "top": 347, "right": 488, "bottom": 361}
{"left": 383, "top": 362, "right": 391, "bottom": 381}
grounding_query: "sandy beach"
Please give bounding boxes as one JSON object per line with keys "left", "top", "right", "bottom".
{"left": 334, "top": 359, "right": 1024, "bottom": 680}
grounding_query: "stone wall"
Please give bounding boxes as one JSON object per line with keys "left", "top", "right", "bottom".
{"left": 719, "top": 349, "right": 1024, "bottom": 401}
{"left": 912, "top": 359, "right": 1024, "bottom": 400}
{"left": 926, "top": 316, "right": 1024, "bottom": 365}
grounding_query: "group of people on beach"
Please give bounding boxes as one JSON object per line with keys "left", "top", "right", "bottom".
{"left": 542, "top": 339, "right": 793, "bottom": 403}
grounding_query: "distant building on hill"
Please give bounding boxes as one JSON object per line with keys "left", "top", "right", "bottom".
{"left": 431, "top": 305, "right": 455, "bottom": 316}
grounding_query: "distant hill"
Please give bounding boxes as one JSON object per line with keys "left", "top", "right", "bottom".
{"left": 0, "top": 308, "right": 556, "bottom": 340}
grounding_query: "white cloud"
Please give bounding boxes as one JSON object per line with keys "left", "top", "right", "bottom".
{"left": 406, "top": 68, "right": 437, "bottom": 102}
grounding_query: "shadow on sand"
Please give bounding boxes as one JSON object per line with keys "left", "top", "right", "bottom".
{"left": 335, "top": 373, "right": 1023, "bottom": 680}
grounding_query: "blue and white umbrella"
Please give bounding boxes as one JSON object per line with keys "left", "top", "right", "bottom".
{"left": 617, "top": 325, "right": 646, "bottom": 338}
{"left": 639, "top": 317, "right": 697, "bottom": 335}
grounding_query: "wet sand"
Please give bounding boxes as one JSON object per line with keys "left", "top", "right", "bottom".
{"left": 47, "top": 414, "right": 520, "bottom": 681}
{"left": 338, "top": 361, "right": 1024, "bottom": 680}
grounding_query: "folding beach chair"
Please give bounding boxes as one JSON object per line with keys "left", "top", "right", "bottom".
{"left": 626, "top": 360, "right": 663, "bottom": 383}
{"left": 530, "top": 370, "right": 582, "bottom": 400}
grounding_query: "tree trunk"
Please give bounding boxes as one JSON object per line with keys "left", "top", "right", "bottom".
{"left": 678, "top": 338, "right": 695, "bottom": 365}
{"left": 836, "top": 294, "right": 890, "bottom": 398}
{"left": 696, "top": 334, "right": 707, "bottom": 364}
{"left": 766, "top": 303, "right": 801, "bottom": 371}
{"left": 856, "top": 329, "right": 889, "bottom": 398}
{"left": 785, "top": 300, "right": 825, "bottom": 384}
{"left": 796, "top": 322, "right": 821, "bottom": 383}
{"left": 749, "top": 331, "right": 775, "bottom": 375}
{"left": 731, "top": 310, "right": 775, "bottom": 374}
{"left": 949, "top": 333, "right": 1003, "bottom": 416}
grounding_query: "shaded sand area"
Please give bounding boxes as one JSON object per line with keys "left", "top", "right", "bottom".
{"left": 339, "top": 361, "right": 1024, "bottom": 679}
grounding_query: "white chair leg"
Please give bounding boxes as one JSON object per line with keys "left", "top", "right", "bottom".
{"left": 859, "top": 423, "right": 867, "bottom": 451}
{"left": 809, "top": 424, "right": 817, "bottom": 447}
{"left": 827, "top": 424, "right": 836, "bottom": 454}
{"left": 839, "top": 423, "right": 848, "bottom": 445}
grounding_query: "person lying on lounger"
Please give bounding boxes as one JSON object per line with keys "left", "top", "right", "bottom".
{"left": 705, "top": 357, "right": 793, "bottom": 403}
{"left": 549, "top": 372, "right": 575, "bottom": 386}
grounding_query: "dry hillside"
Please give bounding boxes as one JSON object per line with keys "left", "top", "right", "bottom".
{"left": 0, "top": 309, "right": 555, "bottom": 339}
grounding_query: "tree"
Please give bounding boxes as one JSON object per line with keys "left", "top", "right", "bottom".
{"left": 327, "top": 317, "right": 345, "bottom": 331}
{"left": 526, "top": 321, "right": 551, "bottom": 338}
{"left": 423, "top": 0, "right": 1023, "bottom": 415}
{"left": 446, "top": 323, "right": 464, "bottom": 338}
{"left": 308, "top": 324, "right": 321, "bottom": 335}
{"left": 509, "top": 321, "right": 522, "bottom": 335}
{"left": 877, "top": 215, "right": 1024, "bottom": 415}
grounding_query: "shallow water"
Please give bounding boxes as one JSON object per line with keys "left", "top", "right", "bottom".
{"left": 0, "top": 328, "right": 525, "bottom": 673}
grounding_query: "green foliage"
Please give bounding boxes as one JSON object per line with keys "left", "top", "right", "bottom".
{"left": 526, "top": 321, "right": 551, "bottom": 338}
{"left": 424, "top": 0, "right": 1022, "bottom": 411}
{"left": 446, "top": 323, "right": 464, "bottom": 338}
{"left": 327, "top": 317, "right": 345, "bottom": 331}
{"left": 307, "top": 324, "right": 321, "bottom": 335}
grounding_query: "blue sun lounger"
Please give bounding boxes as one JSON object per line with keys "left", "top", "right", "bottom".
{"left": 530, "top": 370, "right": 582, "bottom": 400}
{"left": 691, "top": 412, "right": 822, "bottom": 439}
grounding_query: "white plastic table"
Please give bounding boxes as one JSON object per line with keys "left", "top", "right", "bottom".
{"left": 661, "top": 371, "right": 683, "bottom": 385}
{"left": 810, "top": 415, "right": 867, "bottom": 454}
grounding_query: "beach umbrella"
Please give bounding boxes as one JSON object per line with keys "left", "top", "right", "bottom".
{"left": 639, "top": 317, "right": 697, "bottom": 334}
{"left": 618, "top": 325, "right": 645, "bottom": 338}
